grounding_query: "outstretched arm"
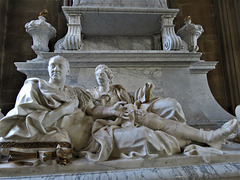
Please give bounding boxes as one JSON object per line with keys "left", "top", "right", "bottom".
{"left": 86, "top": 101, "right": 129, "bottom": 120}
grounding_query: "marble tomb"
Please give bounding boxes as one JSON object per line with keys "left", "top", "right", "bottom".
{"left": 0, "top": 0, "right": 240, "bottom": 179}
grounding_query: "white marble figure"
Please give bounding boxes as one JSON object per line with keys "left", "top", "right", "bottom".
{"left": 0, "top": 56, "right": 125, "bottom": 163}
{"left": 0, "top": 59, "right": 238, "bottom": 164}
{"left": 82, "top": 64, "right": 239, "bottom": 161}
{"left": 177, "top": 16, "right": 204, "bottom": 52}
{"left": 25, "top": 10, "right": 56, "bottom": 53}
{"left": 235, "top": 105, "right": 240, "bottom": 134}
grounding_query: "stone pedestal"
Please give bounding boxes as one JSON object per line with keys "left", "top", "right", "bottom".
{"left": 1, "top": 143, "right": 240, "bottom": 179}
{"left": 55, "top": 4, "right": 182, "bottom": 51}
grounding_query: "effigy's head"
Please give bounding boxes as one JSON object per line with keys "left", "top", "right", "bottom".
{"left": 48, "top": 55, "right": 70, "bottom": 83}
{"left": 95, "top": 64, "right": 114, "bottom": 85}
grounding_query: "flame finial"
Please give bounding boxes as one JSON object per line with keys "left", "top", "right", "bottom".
{"left": 39, "top": 9, "right": 48, "bottom": 18}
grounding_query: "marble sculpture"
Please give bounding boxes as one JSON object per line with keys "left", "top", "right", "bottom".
{"left": 0, "top": 56, "right": 238, "bottom": 164}
{"left": 0, "top": 56, "right": 126, "bottom": 164}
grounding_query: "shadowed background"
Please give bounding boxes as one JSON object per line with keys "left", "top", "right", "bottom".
{"left": 0, "top": 0, "right": 239, "bottom": 116}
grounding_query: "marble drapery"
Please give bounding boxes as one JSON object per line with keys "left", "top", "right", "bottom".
{"left": 82, "top": 84, "right": 185, "bottom": 161}
{"left": 0, "top": 78, "right": 94, "bottom": 152}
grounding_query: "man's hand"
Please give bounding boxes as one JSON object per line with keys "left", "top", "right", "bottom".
{"left": 89, "top": 101, "right": 130, "bottom": 120}
{"left": 110, "top": 101, "right": 130, "bottom": 120}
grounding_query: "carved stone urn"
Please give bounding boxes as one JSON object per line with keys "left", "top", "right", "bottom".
{"left": 25, "top": 15, "right": 56, "bottom": 54}
{"left": 177, "top": 17, "right": 204, "bottom": 52}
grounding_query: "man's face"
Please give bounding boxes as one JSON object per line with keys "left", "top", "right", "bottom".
{"left": 48, "top": 58, "right": 69, "bottom": 83}
{"left": 95, "top": 68, "right": 110, "bottom": 86}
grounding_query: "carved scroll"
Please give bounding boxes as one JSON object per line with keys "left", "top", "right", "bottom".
{"left": 63, "top": 13, "right": 83, "bottom": 50}
{"left": 161, "top": 15, "right": 182, "bottom": 51}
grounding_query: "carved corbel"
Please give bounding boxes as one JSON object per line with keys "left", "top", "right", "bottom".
{"left": 160, "top": 15, "right": 182, "bottom": 51}
{"left": 63, "top": 13, "right": 83, "bottom": 50}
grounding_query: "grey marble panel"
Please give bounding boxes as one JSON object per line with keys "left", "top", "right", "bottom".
{"left": 62, "top": 7, "right": 179, "bottom": 36}
{"left": 75, "top": 0, "right": 168, "bottom": 9}
{"left": 82, "top": 36, "right": 152, "bottom": 51}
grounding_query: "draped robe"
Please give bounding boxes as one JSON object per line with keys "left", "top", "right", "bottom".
{"left": 83, "top": 85, "right": 185, "bottom": 161}
{"left": 0, "top": 78, "right": 93, "bottom": 152}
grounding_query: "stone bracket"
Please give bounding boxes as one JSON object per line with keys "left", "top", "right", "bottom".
{"left": 63, "top": 13, "right": 83, "bottom": 50}
{"left": 161, "top": 15, "right": 182, "bottom": 51}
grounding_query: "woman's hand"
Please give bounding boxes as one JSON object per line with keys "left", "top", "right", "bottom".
{"left": 110, "top": 101, "right": 130, "bottom": 120}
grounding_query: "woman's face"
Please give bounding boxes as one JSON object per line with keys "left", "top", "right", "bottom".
{"left": 95, "top": 68, "right": 110, "bottom": 86}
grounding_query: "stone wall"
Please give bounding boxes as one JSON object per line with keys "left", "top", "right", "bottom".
{"left": 168, "top": 0, "right": 229, "bottom": 112}
{"left": 0, "top": 0, "right": 236, "bottom": 115}
{"left": 213, "top": 0, "right": 240, "bottom": 114}
{"left": 0, "top": 0, "right": 66, "bottom": 114}
{"left": 0, "top": 0, "right": 8, "bottom": 114}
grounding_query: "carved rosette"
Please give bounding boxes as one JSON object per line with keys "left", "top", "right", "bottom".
{"left": 25, "top": 16, "right": 56, "bottom": 52}
{"left": 63, "top": 14, "right": 83, "bottom": 50}
{"left": 177, "top": 19, "right": 204, "bottom": 52}
{"left": 161, "top": 15, "right": 182, "bottom": 51}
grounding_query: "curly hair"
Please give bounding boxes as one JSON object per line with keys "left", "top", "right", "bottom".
{"left": 95, "top": 64, "right": 114, "bottom": 84}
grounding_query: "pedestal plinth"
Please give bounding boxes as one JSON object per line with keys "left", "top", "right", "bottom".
{"left": 1, "top": 143, "right": 240, "bottom": 179}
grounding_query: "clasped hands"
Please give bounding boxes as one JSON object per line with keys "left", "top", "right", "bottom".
{"left": 110, "top": 101, "right": 132, "bottom": 120}
{"left": 110, "top": 101, "right": 146, "bottom": 121}
{"left": 61, "top": 99, "right": 133, "bottom": 121}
